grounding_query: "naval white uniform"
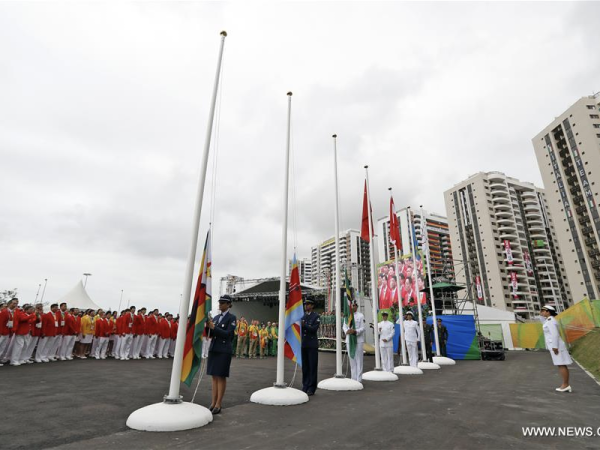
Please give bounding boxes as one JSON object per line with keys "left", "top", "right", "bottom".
{"left": 403, "top": 319, "right": 420, "bottom": 367}
{"left": 542, "top": 316, "right": 572, "bottom": 366}
{"left": 378, "top": 320, "right": 395, "bottom": 372}
{"left": 343, "top": 311, "right": 365, "bottom": 382}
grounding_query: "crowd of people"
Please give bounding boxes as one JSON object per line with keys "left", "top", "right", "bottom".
{"left": 377, "top": 258, "right": 427, "bottom": 309}
{"left": 232, "top": 318, "right": 278, "bottom": 359}
{"left": 0, "top": 298, "right": 179, "bottom": 366}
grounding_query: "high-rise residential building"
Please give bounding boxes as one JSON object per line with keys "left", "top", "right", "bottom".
{"left": 288, "top": 257, "right": 313, "bottom": 284}
{"left": 376, "top": 208, "right": 454, "bottom": 281}
{"left": 444, "top": 172, "right": 570, "bottom": 320}
{"left": 532, "top": 93, "right": 600, "bottom": 301}
{"left": 310, "top": 229, "right": 371, "bottom": 298}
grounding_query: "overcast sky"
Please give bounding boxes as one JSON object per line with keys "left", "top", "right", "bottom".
{"left": 1, "top": 1, "right": 598, "bottom": 313}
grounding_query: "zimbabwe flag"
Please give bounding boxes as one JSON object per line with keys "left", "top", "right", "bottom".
{"left": 181, "top": 231, "right": 212, "bottom": 386}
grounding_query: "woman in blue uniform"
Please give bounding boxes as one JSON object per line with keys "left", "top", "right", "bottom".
{"left": 206, "top": 295, "right": 237, "bottom": 414}
{"left": 540, "top": 305, "right": 572, "bottom": 392}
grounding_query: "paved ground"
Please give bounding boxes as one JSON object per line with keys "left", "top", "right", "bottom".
{"left": 1, "top": 351, "right": 599, "bottom": 450}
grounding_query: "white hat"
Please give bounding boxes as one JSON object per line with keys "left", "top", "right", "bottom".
{"left": 405, "top": 311, "right": 414, "bottom": 316}
{"left": 541, "top": 305, "right": 555, "bottom": 312}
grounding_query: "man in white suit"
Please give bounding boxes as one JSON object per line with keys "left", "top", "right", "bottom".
{"left": 343, "top": 301, "right": 365, "bottom": 382}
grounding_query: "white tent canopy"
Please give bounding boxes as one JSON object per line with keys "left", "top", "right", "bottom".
{"left": 56, "top": 281, "right": 103, "bottom": 311}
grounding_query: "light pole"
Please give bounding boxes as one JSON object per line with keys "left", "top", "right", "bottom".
{"left": 40, "top": 279, "right": 48, "bottom": 303}
{"left": 83, "top": 273, "right": 92, "bottom": 288}
{"left": 34, "top": 283, "right": 42, "bottom": 302}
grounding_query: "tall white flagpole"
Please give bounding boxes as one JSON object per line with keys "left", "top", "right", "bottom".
{"left": 250, "top": 93, "right": 308, "bottom": 405}
{"left": 390, "top": 189, "right": 408, "bottom": 366}
{"left": 420, "top": 206, "right": 440, "bottom": 355}
{"left": 318, "top": 135, "right": 362, "bottom": 391}
{"left": 411, "top": 208, "right": 440, "bottom": 370}
{"left": 423, "top": 205, "right": 454, "bottom": 366}
{"left": 362, "top": 167, "right": 398, "bottom": 381}
{"left": 127, "top": 31, "right": 227, "bottom": 432}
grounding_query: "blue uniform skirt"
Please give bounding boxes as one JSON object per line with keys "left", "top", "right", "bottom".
{"left": 207, "top": 351, "right": 232, "bottom": 377}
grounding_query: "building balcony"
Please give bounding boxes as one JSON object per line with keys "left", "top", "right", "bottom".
{"left": 585, "top": 237, "right": 597, "bottom": 246}
{"left": 576, "top": 205, "right": 588, "bottom": 214}
{"left": 589, "top": 249, "right": 600, "bottom": 257}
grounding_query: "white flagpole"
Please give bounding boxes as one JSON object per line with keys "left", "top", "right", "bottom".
{"left": 275, "top": 92, "right": 293, "bottom": 388}
{"left": 361, "top": 168, "right": 397, "bottom": 382}
{"left": 420, "top": 206, "right": 441, "bottom": 356}
{"left": 410, "top": 210, "right": 427, "bottom": 357}
{"left": 318, "top": 135, "right": 362, "bottom": 390}
{"left": 365, "top": 167, "right": 381, "bottom": 369}
{"left": 250, "top": 93, "right": 308, "bottom": 405}
{"left": 333, "top": 135, "right": 343, "bottom": 376}
{"left": 390, "top": 189, "right": 407, "bottom": 366}
{"left": 127, "top": 31, "right": 227, "bottom": 432}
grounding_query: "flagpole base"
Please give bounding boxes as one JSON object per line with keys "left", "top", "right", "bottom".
{"left": 433, "top": 356, "right": 456, "bottom": 366}
{"left": 126, "top": 401, "right": 213, "bottom": 432}
{"left": 362, "top": 370, "right": 398, "bottom": 381}
{"left": 250, "top": 386, "right": 309, "bottom": 406}
{"left": 317, "top": 377, "right": 363, "bottom": 391}
{"left": 418, "top": 361, "right": 441, "bottom": 370}
{"left": 394, "top": 365, "right": 423, "bottom": 375}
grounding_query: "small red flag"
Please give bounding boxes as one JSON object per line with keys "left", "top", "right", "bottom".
{"left": 361, "top": 180, "right": 372, "bottom": 242}
{"left": 389, "top": 195, "right": 401, "bottom": 252}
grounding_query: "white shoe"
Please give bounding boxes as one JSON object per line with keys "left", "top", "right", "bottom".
{"left": 35, "top": 359, "right": 42, "bottom": 363}
{"left": 10, "top": 362, "right": 21, "bottom": 366}
{"left": 556, "top": 386, "right": 572, "bottom": 393}
{"left": 60, "top": 357, "right": 67, "bottom": 361}
{"left": 101, "top": 357, "right": 106, "bottom": 360}
{"left": 26, "top": 360, "right": 34, "bottom": 364}
{"left": 67, "top": 357, "right": 73, "bottom": 360}
{"left": 42, "top": 359, "right": 49, "bottom": 363}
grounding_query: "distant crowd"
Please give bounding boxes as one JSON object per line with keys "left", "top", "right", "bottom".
{"left": 232, "top": 318, "right": 278, "bottom": 359}
{"left": 0, "top": 298, "right": 179, "bottom": 366}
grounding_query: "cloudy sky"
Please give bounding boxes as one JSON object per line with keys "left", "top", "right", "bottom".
{"left": 1, "top": 1, "right": 598, "bottom": 313}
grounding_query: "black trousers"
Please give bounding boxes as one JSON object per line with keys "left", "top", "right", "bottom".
{"left": 301, "top": 347, "right": 318, "bottom": 393}
{"left": 440, "top": 341, "right": 447, "bottom": 357}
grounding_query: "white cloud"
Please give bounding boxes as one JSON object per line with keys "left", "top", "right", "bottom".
{"left": 0, "top": 1, "right": 598, "bottom": 312}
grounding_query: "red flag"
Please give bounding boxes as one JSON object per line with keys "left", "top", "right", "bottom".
{"left": 389, "top": 195, "right": 401, "bottom": 252}
{"left": 361, "top": 180, "right": 373, "bottom": 242}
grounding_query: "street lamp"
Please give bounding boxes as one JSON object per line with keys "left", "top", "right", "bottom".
{"left": 83, "top": 273, "right": 92, "bottom": 287}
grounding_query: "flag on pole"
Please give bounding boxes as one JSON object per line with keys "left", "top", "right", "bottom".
{"left": 181, "top": 231, "right": 212, "bottom": 386}
{"left": 389, "top": 195, "right": 401, "bottom": 252}
{"left": 343, "top": 269, "right": 357, "bottom": 359}
{"left": 361, "top": 180, "right": 373, "bottom": 242}
{"left": 284, "top": 254, "right": 303, "bottom": 366}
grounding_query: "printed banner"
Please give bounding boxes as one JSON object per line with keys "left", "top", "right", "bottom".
{"left": 376, "top": 256, "right": 426, "bottom": 310}
{"left": 510, "top": 272, "right": 518, "bottom": 299}
{"left": 475, "top": 275, "right": 483, "bottom": 303}
{"left": 524, "top": 250, "right": 533, "bottom": 276}
{"left": 503, "top": 240, "right": 513, "bottom": 265}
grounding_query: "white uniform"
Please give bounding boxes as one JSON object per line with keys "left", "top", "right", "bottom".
{"left": 378, "top": 320, "right": 395, "bottom": 372}
{"left": 403, "top": 319, "right": 420, "bottom": 367}
{"left": 343, "top": 311, "right": 365, "bottom": 382}
{"left": 542, "top": 316, "right": 572, "bottom": 366}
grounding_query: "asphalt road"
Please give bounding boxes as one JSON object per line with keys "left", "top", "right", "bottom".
{"left": 1, "top": 351, "right": 599, "bottom": 450}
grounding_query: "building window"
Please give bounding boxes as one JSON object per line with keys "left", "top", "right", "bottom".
{"left": 590, "top": 114, "right": 600, "bottom": 119}
{"left": 587, "top": 105, "right": 596, "bottom": 110}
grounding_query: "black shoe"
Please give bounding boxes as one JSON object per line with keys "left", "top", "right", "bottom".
{"left": 208, "top": 405, "right": 215, "bottom": 412}
{"left": 212, "top": 407, "right": 221, "bottom": 415}
{"left": 307, "top": 391, "right": 315, "bottom": 396}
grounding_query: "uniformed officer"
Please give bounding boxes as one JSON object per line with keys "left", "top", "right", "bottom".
{"left": 343, "top": 301, "right": 365, "bottom": 382}
{"left": 378, "top": 311, "right": 395, "bottom": 372}
{"left": 436, "top": 318, "right": 449, "bottom": 357}
{"left": 540, "top": 305, "right": 572, "bottom": 392}
{"left": 422, "top": 317, "right": 434, "bottom": 362}
{"left": 206, "top": 295, "right": 237, "bottom": 415}
{"left": 301, "top": 298, "right": 320, "bottom": 396}
{"left": 403, "top": 311, "right": 420, "bottom": 367}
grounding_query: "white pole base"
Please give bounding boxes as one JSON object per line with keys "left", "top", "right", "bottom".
{"left": 362, "top": 370, "right": 399, "bottom": 381}
{"left": 250, "top": 386, "right": 309, "bottom": 406}
{"left": 394, "top": 365, "right": 423, "bottom": 375}
{"left": 317, "top": 377, "right": 363, "bottom": 391}
{"left": 433, "top": 356, "right": 456, "bottom": 366}
{"left": 418, "top": 361, "right": 441, "bottom": 370}
{"left": 126, "top": 401, "right": 213, "bottom": 432}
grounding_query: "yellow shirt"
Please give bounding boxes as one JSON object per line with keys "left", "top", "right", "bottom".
{"left": 259, "top": 328, "right": 269, "bottom": 347}
{"left": 81, "top": 315, "right": 93, "bottom": 336}
{"left": 249, "top": 325, "right": 258, "bottom": 340}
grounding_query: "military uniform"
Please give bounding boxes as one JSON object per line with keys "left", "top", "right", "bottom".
{"left": 378, "top": 316, "right": 395, "bottom": 372}
{"left": 206, "top": 309, "right": 236, "bottom": 377}
{"left": 437, "top": 322, "right": 449, "bottom": 357}
{"left": 301, "top": 302, "right": 320, "bottom": 395}
{"left": 343, "top": 309, "right": 365, "bottom": 382}
{"left": 403, "top": 313, "right": 420, "bottom": 367}
{"left": 422, "top": 321, "right": 434, "bottom": 362}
